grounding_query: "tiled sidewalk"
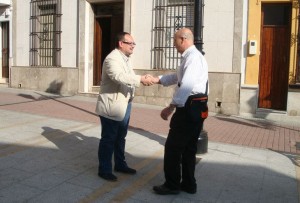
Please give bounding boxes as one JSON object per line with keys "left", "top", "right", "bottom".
{"left": 1, "top": 87, "right": 299, "bottom": 154}
{"left": 131, "top": 107, "right": 300, "bottom": 155}
{"left": 0, "top": 87, "right": 299, "bottom": 202}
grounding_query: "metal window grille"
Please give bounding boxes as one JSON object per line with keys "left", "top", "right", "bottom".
{"left": 30, "top": 0, "right": 62, "bottom": 67}
{"left": 152, "top": 0, "right": 194, "bottom": 69}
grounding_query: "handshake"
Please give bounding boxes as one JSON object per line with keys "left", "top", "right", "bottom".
{"left": 140, "top": 74, "right": 160, "bottom": 86}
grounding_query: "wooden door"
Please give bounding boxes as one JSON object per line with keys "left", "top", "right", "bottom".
{"left": 258, "top": 3, "right": 291, "bottom": 110}
{"left": 2, "top": 22, "right": 9, "bottom": 78}
{"left": 93, "top": 16, "right": 123, "bottom": 86}
{"left": 94, "top": 17, "right": 107, "bottom": 86}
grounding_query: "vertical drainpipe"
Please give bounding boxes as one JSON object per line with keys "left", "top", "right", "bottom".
{"left": 194, "top": 0, "right": 204, "bottom": 55}
{"left": 194, "top": 0, "right": 208, "bottom": 154}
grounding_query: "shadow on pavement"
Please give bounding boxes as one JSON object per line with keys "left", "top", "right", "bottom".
{"left": 214, "top": 115, "right": 276, "bottom": 130}
{"left": 129, "top": 126, "right": 166, "bottom": 146}
{"left": 0, "top": 126, "right": 298, "bottom": 202}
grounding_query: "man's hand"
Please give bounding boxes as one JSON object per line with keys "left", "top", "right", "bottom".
{"left": 151, "top": 76, "right": 160, "bottom": 84}
{"left": 141, "top": 74, "right": 161, "bottom": 86}
{"left": 141, "top": 74, "right": 154, "bottom": 86}
{"left": 160, "top": 104, "right": 175, "bottom": 120}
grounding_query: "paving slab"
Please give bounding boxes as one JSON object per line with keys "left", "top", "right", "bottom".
{"left": 0, "top": 87, "right": 299, "bottom": 202}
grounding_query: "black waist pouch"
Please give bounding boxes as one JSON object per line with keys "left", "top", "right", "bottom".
{"left": 185, "top": 93, "right": 208, "bottom": 122}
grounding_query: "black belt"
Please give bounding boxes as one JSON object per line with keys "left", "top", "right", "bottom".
{"left": 186, "top": 93, "right": 208, "bottom": 107}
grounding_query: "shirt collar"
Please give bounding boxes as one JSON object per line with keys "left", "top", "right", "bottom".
{"left": 182, "top": 45, "right": 196, "bottom": 57}
{"left": 118, "top": 49, "right": 130, "bottom": 62}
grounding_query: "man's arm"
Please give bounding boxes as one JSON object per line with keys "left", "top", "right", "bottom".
{"left": 105, "top": 57, "right": 141, "bottom": 87}
{"left": 160, "top": 104, "right": 176, "bottom": 120}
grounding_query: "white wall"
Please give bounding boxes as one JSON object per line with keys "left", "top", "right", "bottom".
{"left": 15, "top": 0, "right": 78, "bottom": 67}
{"left": 241, "top": 0, "right": 248, "bottom": 84}
{"left": 130, "top": 0, "right": 152, "bottom": 69}
{"left": 61, "top": 0, "right": 78, "bottom": 67}
{"left": 130, "top": 0, "right": 235, "bottom": 72}
{"left": 204, "top": 0, "right": 234, "bottom": 73}
{"left": 15, "top": 0, "right": 30, "bottom": 66}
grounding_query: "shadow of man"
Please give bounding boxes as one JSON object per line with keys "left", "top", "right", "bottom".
{"left": 41, "top": 126, "right": 144, "bottom": 175}
{"left": 41, "top": 126, "right": 100, "bottom": 171}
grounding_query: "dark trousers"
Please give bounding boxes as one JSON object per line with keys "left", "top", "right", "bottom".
{"left": 98, "top": 102, "right": 132, "bottom": 173}
{"left": 164, "top": 96, "right": 206, "bottom": 190}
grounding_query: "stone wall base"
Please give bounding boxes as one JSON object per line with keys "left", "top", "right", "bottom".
{"left": 10, "top": 66, "right": 79, "bottom": 96}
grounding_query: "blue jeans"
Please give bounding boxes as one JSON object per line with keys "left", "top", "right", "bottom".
{"left": 98, "top": 102, "right": 132, "bottom": 174}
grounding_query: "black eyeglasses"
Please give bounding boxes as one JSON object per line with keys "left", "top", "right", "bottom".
{"left": 122, "top": 41, "right": 136, "bottom": 46}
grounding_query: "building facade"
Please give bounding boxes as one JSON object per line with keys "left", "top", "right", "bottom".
{"left": 241, "top": 0, "right": 300, "bottom": 120}
{"left": 4, "top": 0, "right": 300, "bottom": 120}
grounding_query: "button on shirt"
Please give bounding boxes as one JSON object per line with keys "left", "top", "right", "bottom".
{"left": 159, "top": 45, "right": 209, "bottom": 107}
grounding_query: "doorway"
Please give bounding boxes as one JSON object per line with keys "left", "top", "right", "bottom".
{"left": 258, "top": 3, "right": 291, "bottom": 111}
{"left": 1, "top": 21, "right": 9, "bottom": 79}
{"left": 93, "top": 3, "right": 124, "bottom": 86}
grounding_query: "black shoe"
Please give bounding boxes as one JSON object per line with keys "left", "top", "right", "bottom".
{"left": 98, "top": 173, "right": 117, "bottom": 181}
{"left": 180, "top": 185, "right": 197, "bottom": 194}
{"left": 114, "top": 167, "right": 136, "bottom": 174}
{"left": 153, "top": 184, "right": 180, "bottom": 195}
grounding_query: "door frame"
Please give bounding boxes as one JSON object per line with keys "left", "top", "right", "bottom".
{"left": 92, "top": 3, "right": 124, "bottom": 87}
{"left": 258, "top": 3, "right": 292, "bottom": 111}
{"left": 1, "top": 21, "right": 9, "bottom": 80}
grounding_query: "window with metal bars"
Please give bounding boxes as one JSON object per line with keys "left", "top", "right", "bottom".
{"left": 30, "top": 0, "right": 62, "bottom": 67}
{"left": 152, "top": 0, "right": 194, "bottom": 69}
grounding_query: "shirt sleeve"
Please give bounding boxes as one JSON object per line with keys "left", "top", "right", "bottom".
{"left": 159, "top": 73, "right": 178, "bottom": 86}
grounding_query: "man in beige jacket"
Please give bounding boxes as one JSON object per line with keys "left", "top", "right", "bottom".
{"left": 95, "top": 32, "right": 152, "bottom": 181}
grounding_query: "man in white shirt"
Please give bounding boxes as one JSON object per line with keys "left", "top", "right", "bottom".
{"left": 152, "top": 28, "right": 209, "bottom": 195}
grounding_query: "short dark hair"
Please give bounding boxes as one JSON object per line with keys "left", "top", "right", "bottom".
{"left": 115, "top": 32, "right": 130, "bottom": 48}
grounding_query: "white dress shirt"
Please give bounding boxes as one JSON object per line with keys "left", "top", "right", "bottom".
{"left": 159, "top": 45, "right": 209, "bottom": 107}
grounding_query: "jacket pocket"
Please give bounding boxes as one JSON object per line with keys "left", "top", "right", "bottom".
{"left": 107, "top": 92, "right": 129, "bottom": 119}
{"left": 96, "top": 92, "right": 129, "bottom": 121}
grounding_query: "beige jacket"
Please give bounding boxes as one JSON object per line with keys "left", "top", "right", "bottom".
{"left": 95, "top": 49, "right": 141, "bottom": 121}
